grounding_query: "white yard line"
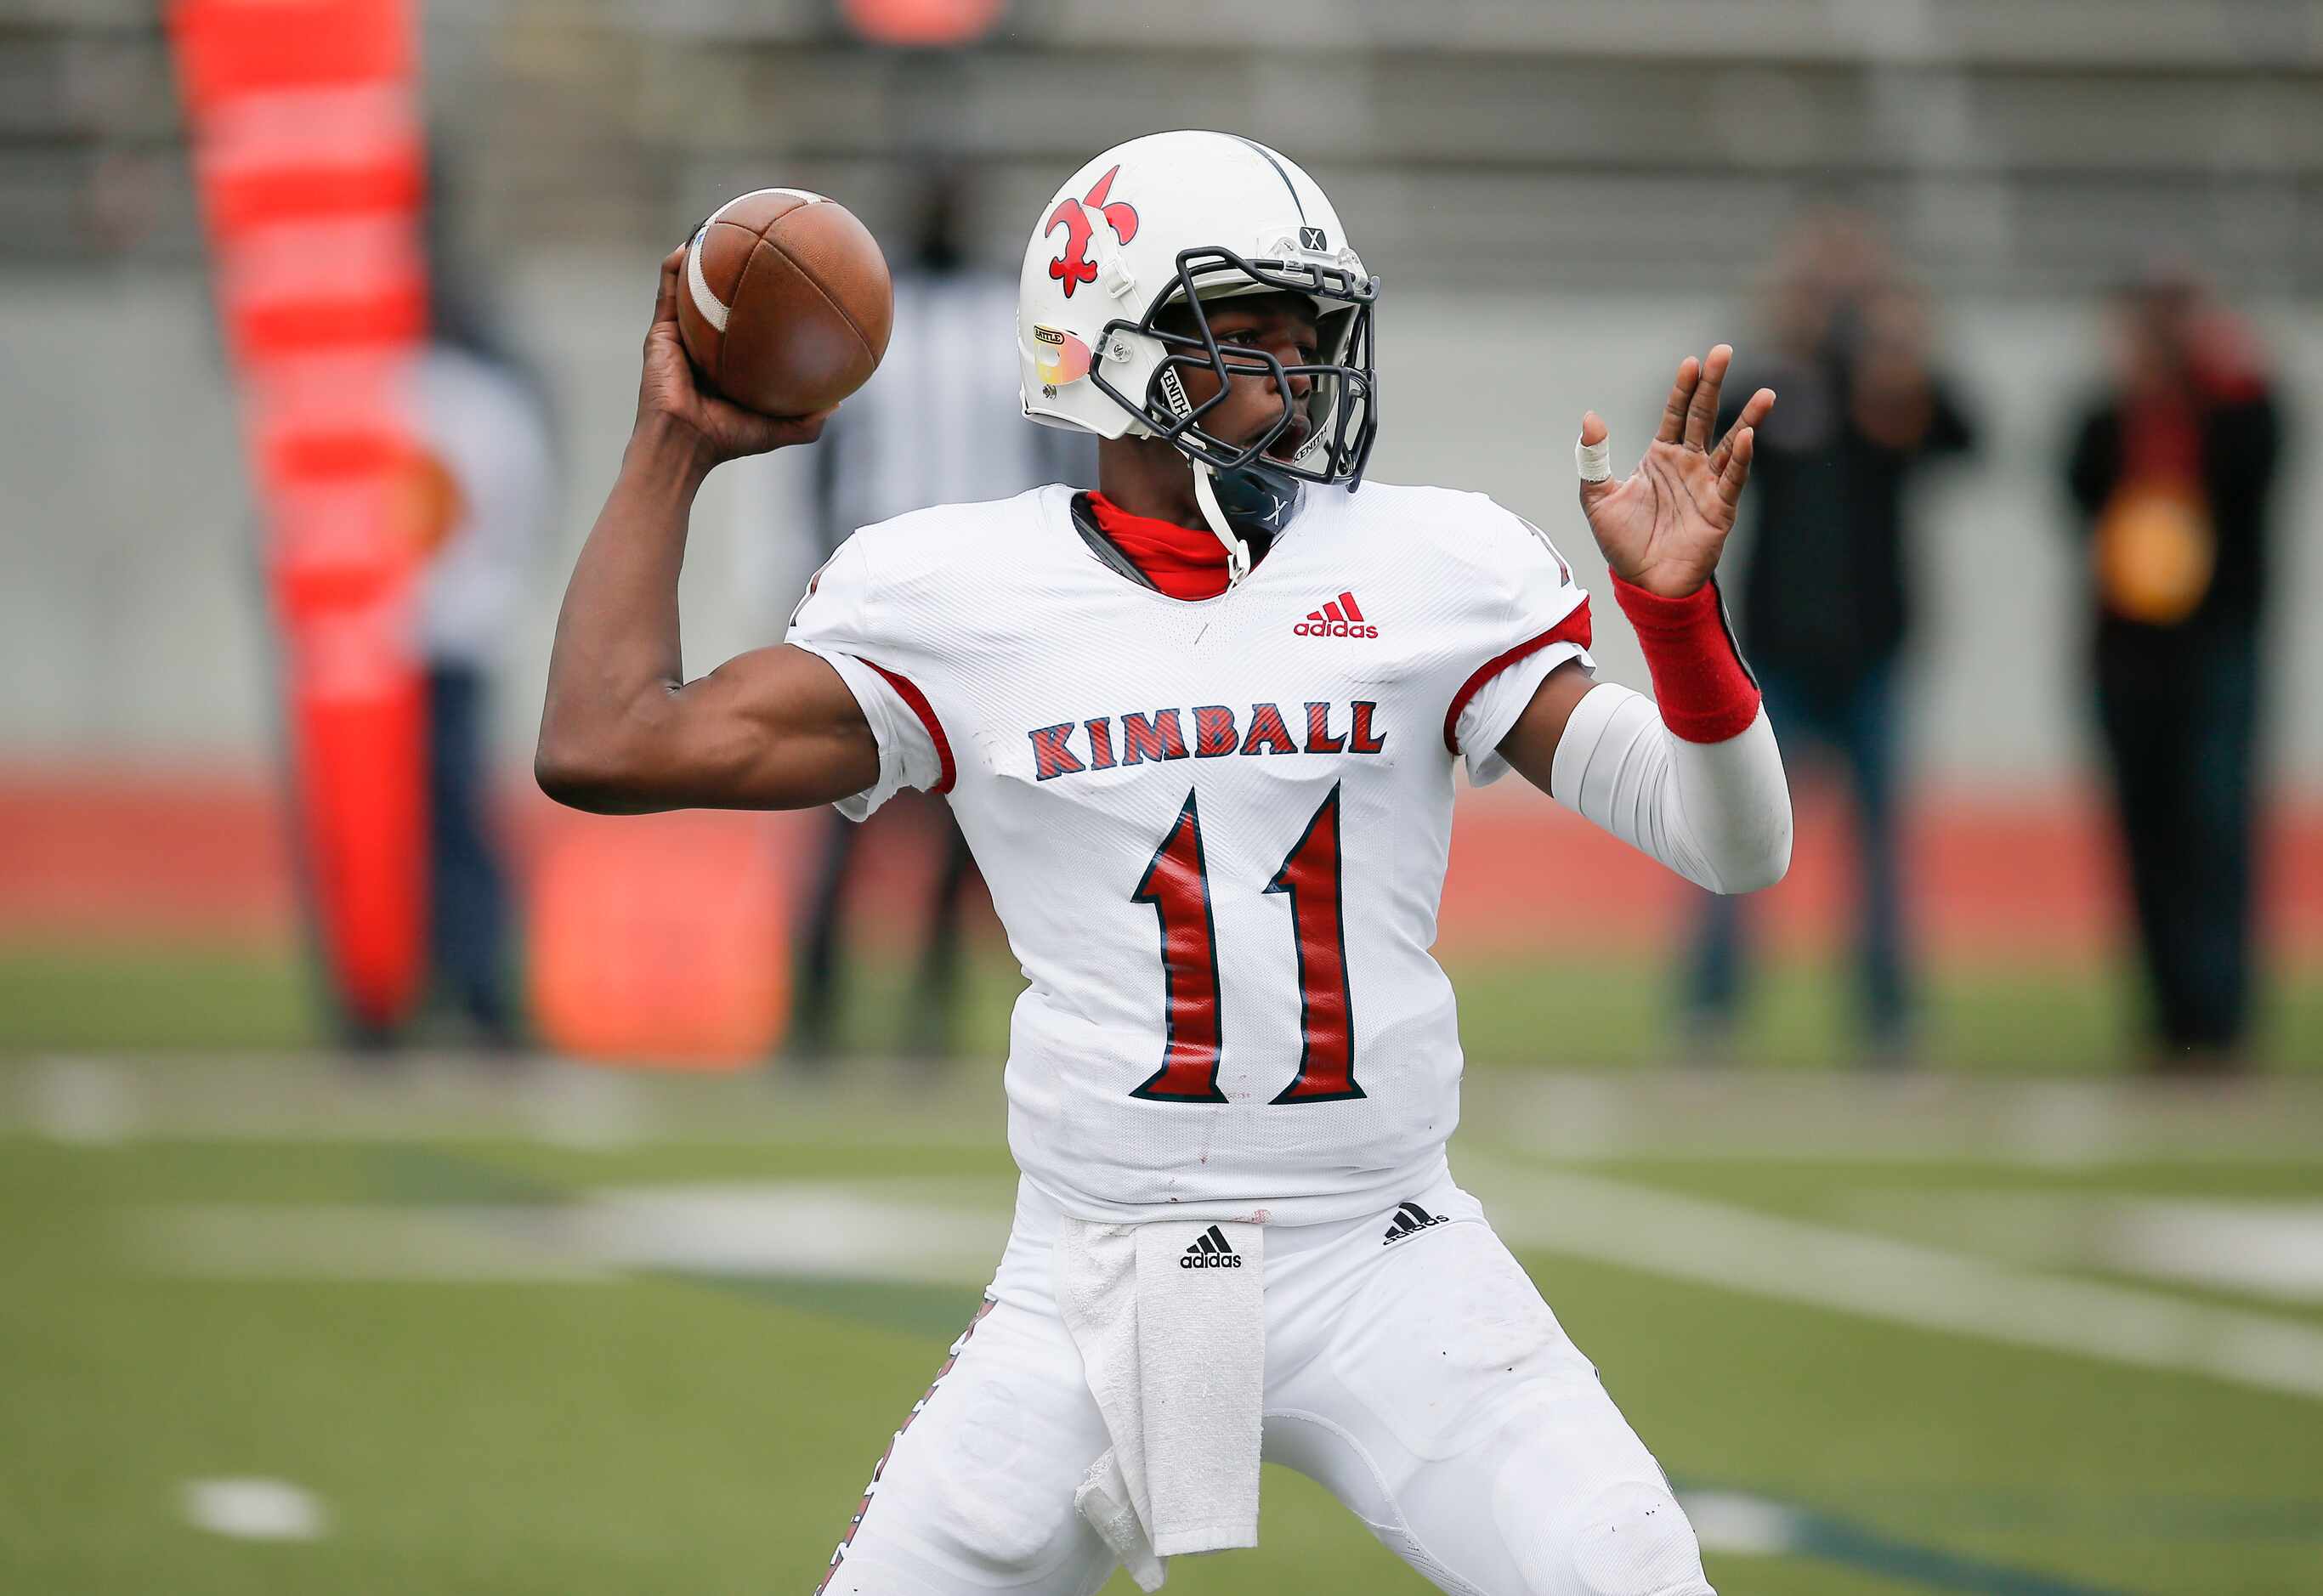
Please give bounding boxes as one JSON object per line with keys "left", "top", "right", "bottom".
{"left": 180, "top": 1478, "right": 327, "bottom": 1541}
{"left": 18, "top": 1058, "right": 2320, "bottom": 1163}
{"left": 1462, "top": 1154, "right": 2323, "bottom": 1401}
{"left": 14, "top": 1056, "right": 1006, "bottom": 1148}
{"left": 144, "top": 1206, "right": 615, "bottom": 1282}
{"left": 586, "top": 1181, "right": 1009, "bottom": 1282}
{"left": 65, "top": 1044, "right": 2320, "bottom": 1404}
{"left": 140, "top": 1180, "right": 1012, "bottom": 1287}
{"left": 1472, "top": 1072, "right": 2323, "bottom": 1165}
{"left": 1674, "top": 1490, "right": 1808, "bottom": 1557}
{"left": 1847, "top": 1191, "right": 2323, "bottom": 1304}
{"left": 144, "top": 1162, "right": 2323, "bottom": 1402}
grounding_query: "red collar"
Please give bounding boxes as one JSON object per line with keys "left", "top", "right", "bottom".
{"left": 1085, "top": 491, "right": 1232, "bottom": 601}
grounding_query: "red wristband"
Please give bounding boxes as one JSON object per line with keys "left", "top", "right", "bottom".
{"left": 1612, "top": 574, "right": 1761, "bottom": 744}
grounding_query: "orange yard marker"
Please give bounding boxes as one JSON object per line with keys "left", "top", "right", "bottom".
{"left": 527, "top": 811, "right": 791, "bottom": 1067}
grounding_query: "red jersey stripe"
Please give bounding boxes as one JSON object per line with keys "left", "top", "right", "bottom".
{"left": 1323, "top": 601, "right": 1346, "bottom": 622}
{"left": 853, "top": 656, "right": 957, "bottom": 795}
{"left": 1338, "top": 591, "right": 1365, "bottom": 622}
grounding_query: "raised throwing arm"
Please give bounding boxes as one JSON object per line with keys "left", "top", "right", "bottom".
{"left": 535, "top": 248, "right": 878, "bottom": 815}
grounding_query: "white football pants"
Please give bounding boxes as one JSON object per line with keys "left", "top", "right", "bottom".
{"left": 813, "top": 1171, "right": 1714, "bottom": 1596}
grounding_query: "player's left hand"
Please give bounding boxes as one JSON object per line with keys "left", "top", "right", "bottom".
{"left": 1577, "top": 345, "right": 1776, "bottom": 598}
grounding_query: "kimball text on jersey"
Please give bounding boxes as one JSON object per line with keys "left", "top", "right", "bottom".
{"left": 1028, "top": 699, "right": 1388, "bottom": 783}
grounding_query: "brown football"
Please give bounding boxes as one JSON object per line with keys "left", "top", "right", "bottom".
{"left": 676, "top": 189, "right": 892, "bottom": 417}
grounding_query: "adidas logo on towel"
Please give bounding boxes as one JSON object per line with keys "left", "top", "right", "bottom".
{"left": 1381, "top": 1201, "right": 1449, "bottom": 1246}
{"left": 1181, "top": 1225, "right": 1244, "bottom": 1269}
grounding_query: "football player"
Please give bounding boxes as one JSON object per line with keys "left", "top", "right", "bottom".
{"left": 539, "top": 132, "right": 1789, "bottom": 1596}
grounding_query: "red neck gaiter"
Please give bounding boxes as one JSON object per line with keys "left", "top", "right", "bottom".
{"left": 1085, "top": 492, "right": 1232, "bottom": 601}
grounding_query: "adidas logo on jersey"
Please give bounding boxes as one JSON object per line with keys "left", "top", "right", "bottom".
{"left": 1181, "top": 1225, "right": 1244, "bottom": 1269}
{"left": 1381, "top": 1201, "right": 1449, "bottom": 1246}
{"left": 1294, "top": 591, "right": 1378, "bottom": 638}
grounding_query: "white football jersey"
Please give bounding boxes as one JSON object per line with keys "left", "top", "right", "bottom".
{"left": 787, "top": 482, "right": 1592, "bottom": 1223}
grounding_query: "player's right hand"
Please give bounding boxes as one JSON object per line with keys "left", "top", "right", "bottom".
{"left": 635, "top": 246, "right": 833, "bottom": 467}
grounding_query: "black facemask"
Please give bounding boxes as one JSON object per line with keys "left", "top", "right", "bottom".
{"left": 1096, "top": 245, "right": 1380, "bottom": 494}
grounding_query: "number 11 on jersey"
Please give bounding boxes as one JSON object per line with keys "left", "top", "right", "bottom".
{"left": 1129, "top": 784, "right": 1363, "bottom": 1106}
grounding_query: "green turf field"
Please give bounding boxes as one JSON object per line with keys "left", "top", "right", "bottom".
{"left": 1, "top": 1056, "right": 2316, "bottom": 1594}
{"left": 5, "top": 940, "right": 2320, "bottom": 1070}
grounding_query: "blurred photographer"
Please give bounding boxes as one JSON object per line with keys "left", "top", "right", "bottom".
{"left": 2065, "top": 274, "right": 2283, "bottom": 1072}
{"left": 1686, "top": 212, "right": 1975, "bottom": 1062}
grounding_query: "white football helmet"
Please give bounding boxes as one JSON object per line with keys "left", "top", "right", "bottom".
{"left": 1017, "top": 131, "right": 1379, "bottom": 572}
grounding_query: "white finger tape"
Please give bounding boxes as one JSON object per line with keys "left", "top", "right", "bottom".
{"left": 1576, "top": 434, "right": 1612, "bottom": 484}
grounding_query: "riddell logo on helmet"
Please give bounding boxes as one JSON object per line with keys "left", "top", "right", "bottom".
{"left": 1293, "top": 591, "right": 1378, "bottom": 638}
{"left": 1045, "top": 165, "right": 1139, "bottom": 299}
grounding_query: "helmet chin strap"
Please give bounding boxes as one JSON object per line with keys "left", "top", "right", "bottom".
{"left": 1192, "top": 462, "right": 1255, "bottom": 587}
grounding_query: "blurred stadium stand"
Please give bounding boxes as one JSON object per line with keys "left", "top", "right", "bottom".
{"left": 8, "top": 1, "right": 2319, "bottom": 765}
{"left": 3, "top": 1, "right": 2318, "bottom": 289}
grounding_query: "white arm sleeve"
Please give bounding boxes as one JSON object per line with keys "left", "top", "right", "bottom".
{"left": 1548, "top": 682, "right": 1793, "bottom": 895}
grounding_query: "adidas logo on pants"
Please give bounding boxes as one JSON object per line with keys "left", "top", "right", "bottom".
{"left": 1382, "top": 1200, "right": 1449, "bottom": 1244}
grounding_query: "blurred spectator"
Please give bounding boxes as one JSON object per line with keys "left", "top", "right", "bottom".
{"left": 2065, "top": 275, "right": 2282, "bottom": 1072}
{"left": 786, "top": 167, "right": 1089, "bottom": 1063}
{"left": 392, "top": 278, "right": 556, "bottom": 1051}
{"left": 1686, "top": 212, "right": 1976, "bottom": 1062}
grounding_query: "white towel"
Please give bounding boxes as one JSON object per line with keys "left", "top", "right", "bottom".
{"left": 1056, "top": 1217, "right": 1265, "bottom": 1590}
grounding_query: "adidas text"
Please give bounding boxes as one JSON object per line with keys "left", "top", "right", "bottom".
{"left": 1181, "top": 1225, "right": 1243, "bottom": 1268}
